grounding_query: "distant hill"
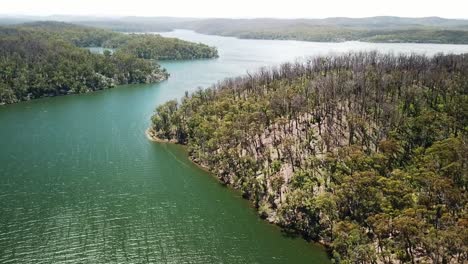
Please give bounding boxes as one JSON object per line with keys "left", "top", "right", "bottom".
{"left": 1, "top": 16, "right": 468, "bottom": 44}
{"left": 173, "top": 17, "right": 468, "bottom": 44}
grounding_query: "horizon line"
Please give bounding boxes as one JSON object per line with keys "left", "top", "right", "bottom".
{"left": 1, "top": 14, "right": 468, "bottom": 20}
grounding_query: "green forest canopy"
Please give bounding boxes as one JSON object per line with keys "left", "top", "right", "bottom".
{"left": 0, "top": 22, "right": 219, "bottom": 104}
{"left": 0, "top": 33, "right": 168, "bottom": 104}
{"left": 10, "top": 21, "right": 219, "bottom": 60}
{"left": 151, "top": 52, "right": 467, "bottom": 263}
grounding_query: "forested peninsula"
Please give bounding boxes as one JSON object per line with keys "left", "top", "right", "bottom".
{"left": 0, "top": 22, "right": 218, "bottom": 104}
{"left": 150, "top": 52, "right": 467, "bottom": 263}
{"left": 12, "top": 22, "right": 219, "bottom": 60}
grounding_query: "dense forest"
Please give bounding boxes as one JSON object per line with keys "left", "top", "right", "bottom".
{"left": 150, "top": 52, "right": 467, "bottom": 263}
{"left": 11, "top": 22, "right": 219, "bottom": 60}
{"left": 9, "top": 21, "right": 121, "bottom": 47}
{"left": 103, "top": 34, "right": 218, "bottom": 60}
{"left": 0, "top": 33, "right": 168, "bottom": 104}
{"left": 0, "top": 22, "right": 218, "bottom": 104}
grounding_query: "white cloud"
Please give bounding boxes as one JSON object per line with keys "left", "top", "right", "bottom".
{"left": 1, "top": 0, "right": 467, "bottom": 19}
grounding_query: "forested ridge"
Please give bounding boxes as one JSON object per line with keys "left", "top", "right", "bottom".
{"left": 112, "top": 34, "right": 219, "bottom": 60}
{"left": 0, "top": 22, "right": 218, "bottom": 104}
{"left": 7, "top": 21, "right": 121, "bottom": 47}
{"left": 0, "top": 31, "right": 168, "bottom": 104}
{"left": 7, "top": 21, "right": 219, "bottom": 60}
{"left": 151, "top": 52, "right": 467, "bottom": 263}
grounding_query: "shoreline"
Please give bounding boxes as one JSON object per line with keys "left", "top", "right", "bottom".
{"left": 145, "top": 128, "right": 177, "bottom": 143}
{"left": 1, "top": 76, "right": 169, "bottom": 106}
{"left": 145, "top": 128, "right": 213, "bottom": 173}
{"left": 145, "top": 126, "right": 331, "bottom": 254}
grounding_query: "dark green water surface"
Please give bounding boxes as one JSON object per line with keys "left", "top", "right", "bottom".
{"left": 2, "top": 30, "right": 468, "bottom": 263}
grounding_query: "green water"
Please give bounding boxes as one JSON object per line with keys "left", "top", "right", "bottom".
{"left": 2, "top": 30, "right": 468, "bottom": 264}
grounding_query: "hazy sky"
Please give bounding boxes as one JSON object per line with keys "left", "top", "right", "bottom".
{"left": 1, "top": 0, "right": 468, "bottom": 19}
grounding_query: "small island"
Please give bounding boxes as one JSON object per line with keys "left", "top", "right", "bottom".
{"left": 0, "top": 22, "right": 218, "bottom": 105}
{"left": 150, "top": 52, "right": 467, "bottom": 263}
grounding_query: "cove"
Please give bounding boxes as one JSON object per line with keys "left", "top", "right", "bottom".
{"left": 1, "top": 30, "right": 468, "bottom": 263}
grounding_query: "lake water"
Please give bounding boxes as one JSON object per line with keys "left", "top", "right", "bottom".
{"left": 1, "top": 30, "right": 468, "bottom": 263}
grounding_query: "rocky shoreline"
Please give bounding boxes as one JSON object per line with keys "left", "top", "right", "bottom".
{"left": 145, "top": 125, "right": 333, "bottom": 260}
{"left": 146, "top": 128, "right": 214, "bottom": 172}
{"left": 146, "top": 128, "right": 178, "bottom": 143}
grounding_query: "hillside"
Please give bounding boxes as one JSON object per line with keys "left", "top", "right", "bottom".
{"left": 105, "top": 34, "right": 219, "bottom": 60}
{"left": 150, "top": 52, "right": 468, "bottom": 263}
{"left": 0, "top": 22, "right": 219, "bottom": 104}
{"left": 0, "top": 33, "right": 168, "bottom": 104}
{"left": 10, "top": 21, "right": 219, "bottom": 60}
